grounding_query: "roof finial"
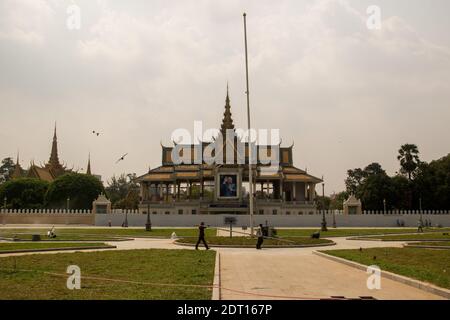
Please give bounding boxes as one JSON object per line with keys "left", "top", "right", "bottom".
{"left": 220, "top": 83, "right": 234, "bottom": 136}
{"left": 86, "top": 153, "right": 92, "bottom": 175}
{"left": 11, "top": 150, "right": 23, "bottom": 179}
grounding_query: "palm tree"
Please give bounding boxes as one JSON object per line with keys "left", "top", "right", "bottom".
{"left": 397, "top": 144, "right": 420, "bottom": 181}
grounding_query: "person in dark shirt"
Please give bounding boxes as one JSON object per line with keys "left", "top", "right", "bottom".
{"left": 256, "top": 224, "right": 264, "bottom": 249}
{"left": 196, "top": 222, "right": 209, "bottom": 250}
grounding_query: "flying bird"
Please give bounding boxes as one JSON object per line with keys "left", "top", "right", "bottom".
{"left": 116, "top": 153, "right": 128, "bottom": 163}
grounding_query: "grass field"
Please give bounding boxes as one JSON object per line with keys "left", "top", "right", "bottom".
{"left": 323, "top": 247, "right": 450, "bottom": 289}
{"left": 406, "top": 242, "right": 450, "bottom": 247}
{"left": 0, "top": 242, "right": 112, "bottom": 252}
{"left": 176, "top": 236, "right": 333, "bottom": 247}
{"left": 276, "top": 228, "right": 449, "bottom": 238}
{"left": 0, "top": 228, "right": 216, "bottom": 241}
{"left": 365, "top": 233, "right": 450, "bottom": 241}
{"left": 0, "top": 249, "right": 216, "bottom": 299}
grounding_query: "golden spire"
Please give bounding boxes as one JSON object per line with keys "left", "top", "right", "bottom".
{"left": 46, "top": 122, "right": 65, "bottom": 177}
{"left": 48, "top": 122, "right": 60, "bottom": 167}
{"left": 11, "top": 150, "right": 23, "bottom": 179}
{"left": 220, "top": 83, "right": 235, "bottom": 136}
{"left": 86, "top": 153, "right": 92, "bottom": 175}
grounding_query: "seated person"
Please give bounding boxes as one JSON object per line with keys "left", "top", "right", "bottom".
{"left": 47, "top": 226, "right": 56, "bottom": 238}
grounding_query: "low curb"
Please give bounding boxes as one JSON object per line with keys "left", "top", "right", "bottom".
{"left": 0, "top": 237, "right": 132, "bottom": 242}
{"left": 348, "top": 237, "right": 450, "bottom": 242}
{"left": 404, "top": 244, "right": 450, "bottom": 249}
{"left": 212, "top": 252, "right": 221, "bottom": 300}
{"left": 174, "top": 241, "right": 336, "bottom": 249}
{"left": 0, "top": 245, "right": 117, "bottom": 255}
{"left": 313, "top": 251, "right": 450, "bottom": 299}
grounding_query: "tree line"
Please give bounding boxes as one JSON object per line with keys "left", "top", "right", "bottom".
{"left": 319, "top": 144, "right": 449, "bottom": 211}
{"left": 0, "top": 166, "right": 140, "bottom": 210}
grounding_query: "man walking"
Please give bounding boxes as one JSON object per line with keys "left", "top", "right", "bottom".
{"left": 256, "top": 224, "right": 264, "bottom": 250}
{"left": 196, "top": 222, "right": 209, "bottom": 250}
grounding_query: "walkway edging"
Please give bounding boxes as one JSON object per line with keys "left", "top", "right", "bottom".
{"left": 313, "top": 251, "right": 450, "bottom": 299}
{"left": 212, "top": 252, "right": 221, "bottom": 300}
{"left": 0, "top": 245, "right": 117, "bottom": 255}
{"left": 174, "top": 241, "right": 336, "bottom": 249}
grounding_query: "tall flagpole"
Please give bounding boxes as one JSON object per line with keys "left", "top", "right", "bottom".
{"left": 243, "top": 13, "right": 254, "bottom": 236}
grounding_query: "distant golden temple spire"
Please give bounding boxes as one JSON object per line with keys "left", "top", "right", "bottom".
{"left": 45, "top": 122, "right": 65, "bottom": 177}
{"left": 11, "top": 150, "right": 23, "bottom": 179}
{"left": 220, "top": 83, "right": 235, "bottom": 136}
{"left": 86, "top": 153, "right": 92, "bottom": 175}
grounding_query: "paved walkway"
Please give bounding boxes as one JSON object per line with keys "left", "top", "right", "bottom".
{"left": 218, "top": 238, "right": 442, "bottom": 300}
{"left": 0, "top": 231, "right": 445, "bottom": 300}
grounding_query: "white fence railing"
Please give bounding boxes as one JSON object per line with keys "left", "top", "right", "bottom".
{"left": 1, "top": 208, "right": 449, "bottom": 215}
{"left": 0, "top": 209, "right": 92, "bottom": 214}
{"left": 317, "top": 210, "right": 450, "bottom": 215}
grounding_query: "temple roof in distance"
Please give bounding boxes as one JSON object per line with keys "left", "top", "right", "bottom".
{"left": 136, "top": 164, "right": 322, "bottom": 183}
{"left": 136, "top": 87, "right": 322, "bottom": 184}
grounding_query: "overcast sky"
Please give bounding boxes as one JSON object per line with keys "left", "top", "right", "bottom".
{"left": 1, "top": 0, "right": 449, "bottom": 194}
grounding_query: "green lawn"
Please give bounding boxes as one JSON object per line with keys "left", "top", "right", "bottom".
{"left": 0, "top": 228, "right": 216, "bottom": 241}
{"left": 0, "top": 242, "right": 112, "bottom": 252}
{"left": 276, "top": 228, "right": 449, "bottom": 238}
{"left": 176, "top": 236, "right": 333, "bottom": 247}
{"left": 366, "top": 233, "right": 450, "bottom": 241}
{"left": 323, "top": 247, "right": 450, "bottom": 289}
{"left": 406, "top": 242, "right": 450, "bottom": 247}
{"left": 0, "top": 249, "right": 216, "bottom": 299}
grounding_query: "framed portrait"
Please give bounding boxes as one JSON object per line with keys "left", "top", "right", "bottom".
{"left": 218, "top": 174, "right": 238, "bottom": 198}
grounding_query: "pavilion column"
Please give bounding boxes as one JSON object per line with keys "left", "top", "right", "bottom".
{"left": 279, "top": 180, "right": 283, "bottom": 200}
{"left": 144, "top": 182, "right": 149, "bottom": 201}
{"left": 177, "top": 182, "right": 180, "bottom": 200}
{"left": 292, "top": 182, "right": 296, "bottom": 202}
{"left": 308, "top": 183, "right": 313, "bottom": 201}
{"left": 159, "top": 183, "right": 163, "bottom": 199}
{"left": 188, "top": 181, "right": 192, "bottom": 200}
{"left": 200, "top": 179, "right": 204, "bottom": 199}
{"left": 165, "top": 183, "right": 169, "bottom": 202}
{"left": 140, "top": 182, "right": 145, "bottom": 201}
{"left": 304, "top": 183, "right": 308, "bottom": 202}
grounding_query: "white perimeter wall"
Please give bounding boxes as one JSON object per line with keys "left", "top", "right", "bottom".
{"left": 95, "top": 213, "right": 450, "bottom": 228}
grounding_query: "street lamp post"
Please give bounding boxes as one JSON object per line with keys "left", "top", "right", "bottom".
{"left": 243, "top": 13, "right": 254, "bottom": 236}
{"left": 66, "top": 197, "right": 70, "bottom": 211}
{"left": 146, "top": 203, "right": 152, "bottom": 231}
{"left": 383, "top": 199, "right": 386, "bottom": 215}
{"left": 321, "top": 176, "right": 327, "bottom": 232}
{"left": 332, "top": 209, "right": 337, "bottom": 228}
{"left": 3, "top": 197, "right": 6, "bottom": 210}
{"left": 124, "top": 212, "right": 129, "bottom": 228}
{"left": 419, "top": 197, "right": 423, "bottom": 227}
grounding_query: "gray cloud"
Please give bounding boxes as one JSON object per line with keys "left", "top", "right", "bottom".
{"left": 1, "top": 0, "right": 449, "bottom": 194}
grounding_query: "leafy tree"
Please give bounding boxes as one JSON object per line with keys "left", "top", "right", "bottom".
{"left": 345, "top": 162, "right": 385, "bottom": 196}
{"left": 0, "top": 178, "right": 49, "bottom": 209}
{"left": 397, "top": 144, "right": 420, "bottom": 180}
{"left": 345, "top": 168, "right": 364, "bottom": 194}
{"left": 316, "top": 195, "right": 331, "bottom": 210}
{"left": 364, "top": 163, "right": 386, "bottom": 176}
{"left": 114, "top": 189, "right": 140, "bottom": 209}
{"left": 390, "top": 175, "right": 411, "bottom": 209}
{"left": 329, "top": 191, "right": 349, "bottom": 210}
{"left": 413, "top": 154, "right": 450, "bottom": 210}
{"left": 0, "top": 157, "right": 15, "bottom": 184}
{"left": 45, "top": 173, "right": 104, "bottom": 209}
{"left": 358, "top": 172, "right": 394, "bottom": 210}
{"left": 105, "top": 173, "right": 139, "bottom": 208}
